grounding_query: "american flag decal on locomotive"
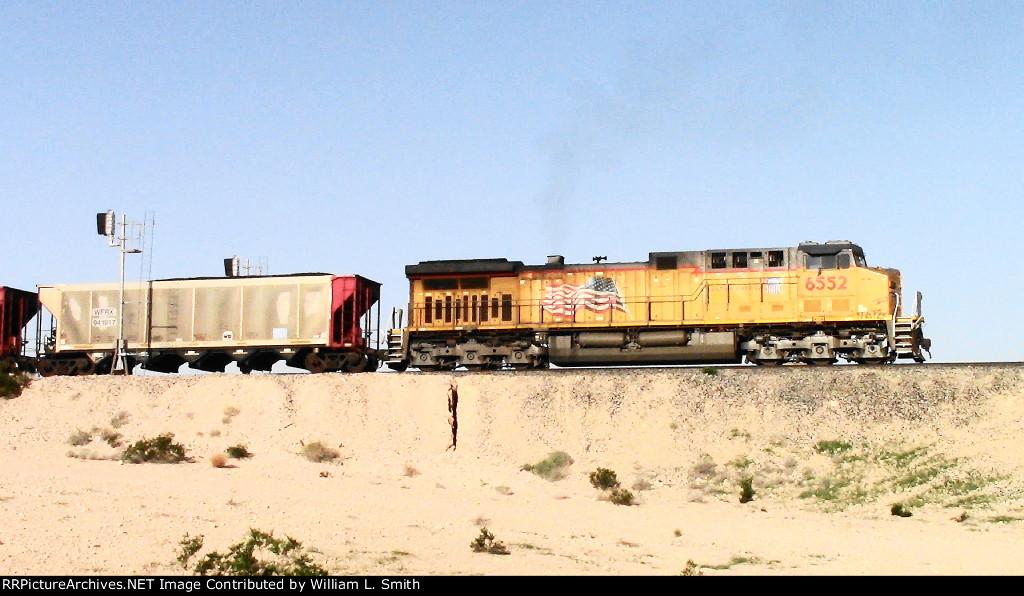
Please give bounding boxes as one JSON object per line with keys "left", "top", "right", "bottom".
{"left": 541, "top": 276, "right": 628, "bottom": 316}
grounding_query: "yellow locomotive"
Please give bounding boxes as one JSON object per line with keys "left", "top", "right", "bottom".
{"left": 385, "top": 241, "right": 930, "bottom": 370}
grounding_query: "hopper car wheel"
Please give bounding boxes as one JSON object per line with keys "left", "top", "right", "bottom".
{"left": 75, "top": 359, "right": 96, "bottom": 376}
{"left": 305, "top": 353, "right": 326, "bottom": 374}
{"left": 343, "top": 355, "right": 368, "bottom": 373}
{"left": 855, "top": 358, "right": 887, "bottom": 366}
{"left": 37, "top": 361, "right": 57, "bottom": 377}
{"left": 804, "top": 359, "right": 836, "bottom": 367}
{"left": 752, "top": 359, "right": 783, "bottom": 367}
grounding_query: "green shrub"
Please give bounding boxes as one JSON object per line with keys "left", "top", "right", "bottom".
{"left": 700, "top": 367, "right": 718, "bottom": 376}
{"left": 610, "top": 488, "right": 635, "bottom": 506}
{"left": 891, "top": 502, "right": 913, "bottom": 517}
{"left": 522, "top": 451, "right": 573, "bottom": 481}
{"left": 815, "top": 439, "right": 853, "bottom": 455}
{"left": 470, "top": 528, "right": 510, "bottom": 555}
{"left": 122, "top": 434, "right": 187, "bottom": 464}
{"left": 0, "top": 362, "right": 29, "bottom": 399}
{"left": 177, "top": 529, "right": 328, "bottom": 576}
{"left": 589, "top": 467, "right": 620, "bottom": 490}
{"left": 301, "top": 441, "right": 339, "bottom": 463}
{"left": 225, "top": 445, "right": 252, "bottom": 459}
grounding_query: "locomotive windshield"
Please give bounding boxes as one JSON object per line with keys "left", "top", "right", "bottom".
{"left": 804, "top": 250, "right": 866, "bottom": 269}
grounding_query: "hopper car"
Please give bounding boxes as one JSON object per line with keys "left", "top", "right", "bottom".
{"left": 32, "top": 273, "right": 382, "bottom": 376}
{"left": 0, "top": 286, "right": 40, "bottom": 371}
{"left": 385, "top": 240, "right": 931, "bottom": 371}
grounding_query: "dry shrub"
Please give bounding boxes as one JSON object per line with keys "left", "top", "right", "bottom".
{"left": 67, "top": 429, "right": 93, "bottom": 446}
{"left": 210, "top": 453, "right": 228, "bottom": 468}
{"left": 470, "top": 528, "right": 510, "bottom": 555}
{"left": 301, "top": 441, "right": 339, "bottom": 463}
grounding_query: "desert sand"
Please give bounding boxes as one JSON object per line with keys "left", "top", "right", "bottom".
{"left": 1, "top": 365, "right": 1023, "bottom": 576}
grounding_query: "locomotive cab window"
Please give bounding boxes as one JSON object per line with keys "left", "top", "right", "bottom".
{"left": 838, "top": 253, "right": 852, "bottom": 269}
{"left": 805, "top": 254, "right": 838, "bottom": 270}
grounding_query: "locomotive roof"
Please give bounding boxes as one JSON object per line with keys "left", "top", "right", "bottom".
{"left": 406, "top": 259, "right": 523, "bottom": 276}
{"left": 406, "top": 241, "right": 866, "bottom": 276}
{"left": 797, "top": 241, "right": 865, "bottom": 256}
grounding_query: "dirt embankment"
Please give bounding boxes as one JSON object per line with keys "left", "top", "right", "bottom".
{"left": 1, "top": 365, "right": 1023, "bottom": 575}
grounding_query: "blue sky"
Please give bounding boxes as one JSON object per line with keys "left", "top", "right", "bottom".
{"left": 2, "top": 1, "right": 1022, "bottom": 363}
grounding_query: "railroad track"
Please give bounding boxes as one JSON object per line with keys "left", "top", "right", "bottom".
{"left": 401, "top": 361, "right": 1024, "bottom": 376}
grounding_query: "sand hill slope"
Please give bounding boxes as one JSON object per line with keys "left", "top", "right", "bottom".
{"left": 1, "top": 365, "right": 1023, "bottom": 575}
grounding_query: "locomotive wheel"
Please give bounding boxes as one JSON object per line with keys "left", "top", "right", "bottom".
{"left": 386, "top": 360, "right": 410, "bottom": 372}
{"left": 304, "top": 353, "right": 326, "bottom": 374}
